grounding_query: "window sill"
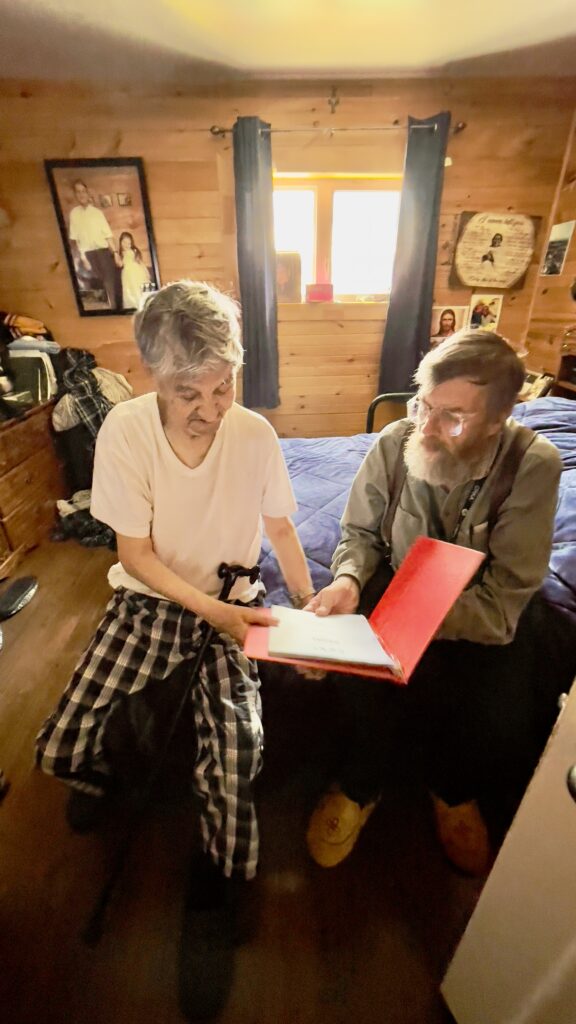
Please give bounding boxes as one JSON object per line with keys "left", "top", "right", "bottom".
{"left": 278, "top": 300, "right": 389, "bottom": 307}
{"left": 278, "top": 301, "right": 389, "bottom": 319}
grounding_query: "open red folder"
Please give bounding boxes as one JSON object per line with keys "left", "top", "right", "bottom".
{"left": 244, "top": 537, "right": 484, "bottom": 684}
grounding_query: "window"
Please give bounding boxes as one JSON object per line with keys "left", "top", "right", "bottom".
{"left": 331, "top": 191, "right": 400, "bottom": 299}
{"left": 273, "top": 189, "right": 315, "bottom": 301}
{"left": 273, "top": 176, "right": 401, "bottom": 302}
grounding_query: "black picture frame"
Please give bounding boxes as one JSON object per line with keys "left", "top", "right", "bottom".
{"left": 44, "top": 157, "right": 160, "bottom": 317}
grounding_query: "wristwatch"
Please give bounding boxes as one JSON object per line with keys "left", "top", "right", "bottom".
{"left": 289, "top": 591, "right": 315, "bottom": 610}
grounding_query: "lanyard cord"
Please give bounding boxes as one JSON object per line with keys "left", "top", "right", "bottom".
{"left": 448, "top": 478, "right": 484, "bottom": 543}
{"left": 448, "top": 435, "right": 504, "bottom": 544}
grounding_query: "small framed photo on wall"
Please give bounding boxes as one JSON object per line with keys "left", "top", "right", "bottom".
{"left": 468, "top": 293, "right": 503, "bottom": 332}
{"left": 45, "top": 157, "right": 160, "bottom": 317}
{"left": 429, "top": 306, "right": 468, "bottom": 349}
{"left": 276, "top": 251, "right": 302, "bottom": 302}
{"left": 540, "top": 221, "right": 575, "bottom": 276}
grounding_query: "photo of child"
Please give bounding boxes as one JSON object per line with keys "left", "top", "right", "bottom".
{"left": 118, "top": 230, "right": 151, "bottom": 310}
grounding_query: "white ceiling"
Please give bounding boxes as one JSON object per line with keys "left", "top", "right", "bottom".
{"left": 1, "top": 0, "right": 576, "bottom": 81}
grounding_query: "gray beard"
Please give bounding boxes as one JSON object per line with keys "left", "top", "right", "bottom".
{"left": 403, "top": 430, "right": 489, "bottom": 488}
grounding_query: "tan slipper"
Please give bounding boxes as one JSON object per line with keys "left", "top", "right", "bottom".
{"left": 431, "top": 793, "right": 493, "bottom": 877}
{"left": 306, "top": 787, "right": 378, "bottom": 868}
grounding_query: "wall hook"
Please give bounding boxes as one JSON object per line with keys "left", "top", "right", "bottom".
{"left": 328, "top": 86, "right": 340, "bottom": 115}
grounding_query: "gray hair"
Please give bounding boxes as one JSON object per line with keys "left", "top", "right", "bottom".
{"left": 133, "top": 280, "right": 243, "bottom": 379}
{"left": 415, "top": 329, "right": 526, "bottom": 419}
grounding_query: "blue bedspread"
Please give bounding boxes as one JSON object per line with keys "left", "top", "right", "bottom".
{"left": 259, "top": 396, "right": 576, "bottom": 622}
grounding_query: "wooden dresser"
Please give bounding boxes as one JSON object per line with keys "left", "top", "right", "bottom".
{"left": 0, "top": 403, "right": 66, "bottom": 579}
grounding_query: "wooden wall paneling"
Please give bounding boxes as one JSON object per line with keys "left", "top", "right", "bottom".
{"left": 216, "top": 148, "right": 240, "bottom": 294}
{"left": 262, "top": 411, "right": 370, "bottom": 437}
{"left": 524, "top": 109, "right": 576, "bottom": 378}
{"left": 0, "top": 78, "right": 575, "bottom": 436}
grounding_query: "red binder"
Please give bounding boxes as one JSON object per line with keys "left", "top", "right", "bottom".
{"left": 244, "top": 537, "right": 484, "bottom": 684}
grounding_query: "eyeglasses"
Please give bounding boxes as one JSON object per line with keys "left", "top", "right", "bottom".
{"left": 409, "top": 396, "right": 477, "bottom": 438}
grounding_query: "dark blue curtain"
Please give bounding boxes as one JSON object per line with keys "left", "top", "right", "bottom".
{"left": 232, "top": 116, "right": 279, "bottom": 409}
{"left": 378, "top": 111, "right": 451, "bottom": 393}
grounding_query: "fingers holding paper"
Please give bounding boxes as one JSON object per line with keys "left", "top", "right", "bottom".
{"left": 304, "top": 576, "right": 361, "bottom": 617}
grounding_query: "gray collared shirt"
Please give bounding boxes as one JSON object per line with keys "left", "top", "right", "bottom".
{"left": 331, "top": 417, "right": 562, "bottom": 645}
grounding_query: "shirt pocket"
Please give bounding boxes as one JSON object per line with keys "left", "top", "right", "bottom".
{"left": 389, "top": 507, "right": 424, "bottom": 566}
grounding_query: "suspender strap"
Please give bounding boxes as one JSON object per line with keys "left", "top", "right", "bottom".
{"left": 382, "top": 422, "right": 413, "bottom": 549}
{"left": 487, "top": 424, "right": 536, "bottom": 531}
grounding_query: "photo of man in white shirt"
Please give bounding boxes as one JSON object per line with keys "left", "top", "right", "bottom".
{"left": 68, "top": 179, "right": 122, "bottom": 310}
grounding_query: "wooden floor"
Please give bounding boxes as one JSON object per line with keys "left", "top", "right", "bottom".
{"left": 0, "top": 541, "right": 482, "bottom": 1024}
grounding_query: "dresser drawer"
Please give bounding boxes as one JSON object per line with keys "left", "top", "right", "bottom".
{"left": 0, "top": 448, "right": 64, "bottom": 517}
{"left": 2, "top": 488, "right": 59, "bottom": 550}
{"left": 0, "top": 404, "right": 54, "bottom": 475}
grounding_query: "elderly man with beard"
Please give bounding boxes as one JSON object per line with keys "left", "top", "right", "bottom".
{"left": 305, "top": 331, "right": 573, "bottom": 876}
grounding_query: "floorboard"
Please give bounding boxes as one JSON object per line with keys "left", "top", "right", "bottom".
{"left": 0, "top": 541, "right": 480, "bottom": 1024}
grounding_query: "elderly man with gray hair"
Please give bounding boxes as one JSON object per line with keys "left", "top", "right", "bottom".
{"left": 305, "top": 331, "right": 576, "bottom": 878}
{"left": 36, "top": 281, "right": 313, "bottom": 1018}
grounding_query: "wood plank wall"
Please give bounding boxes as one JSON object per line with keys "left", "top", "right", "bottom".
{"left": 524, "top": 112, "right": 576, "bottom": 378}
{"left": 0, "top": 78, "right": 575, "bottom": 436}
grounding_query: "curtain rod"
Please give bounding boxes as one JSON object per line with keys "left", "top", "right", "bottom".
{"left": 208, "top": 121, "right": 466, "bottom": 137}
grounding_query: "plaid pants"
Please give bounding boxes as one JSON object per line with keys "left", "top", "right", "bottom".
{"left": 35, "top": 589, "right": 263, "bottom": 878}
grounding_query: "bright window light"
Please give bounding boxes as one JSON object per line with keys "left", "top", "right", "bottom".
{"left": 331, "top": 191, "right": 401, "bottom": 298}
{"left": 273, "top": 189, "right": 315, "bottom": 299}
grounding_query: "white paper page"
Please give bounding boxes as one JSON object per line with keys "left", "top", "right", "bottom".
{"left": 268, "top": 605, "right": 396, "bottom": 668}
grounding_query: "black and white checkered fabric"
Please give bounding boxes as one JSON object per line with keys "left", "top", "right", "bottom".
{"left": 61, "top": 348, "right": 114, "bottom": 441}
{"left": 35, "top": 589, "right": 263, "bottom": 879}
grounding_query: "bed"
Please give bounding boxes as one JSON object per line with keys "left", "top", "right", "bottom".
{"left": 258, "top": 396, "right": 576, "bottom": 623}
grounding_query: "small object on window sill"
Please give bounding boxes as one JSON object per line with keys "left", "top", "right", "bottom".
{"left": 306, "top": 283, "right": 334, "bottom": 302}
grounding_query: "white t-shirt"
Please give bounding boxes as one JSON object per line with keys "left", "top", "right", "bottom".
{"left": 69, "top": 205, "right": 113, "bottom": 255}
{"left": 91, "top": 394, "right": 297, "bottom": 602}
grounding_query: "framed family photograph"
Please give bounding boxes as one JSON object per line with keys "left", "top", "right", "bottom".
{"left": 468, "top": 293, "right": 503, "bottom": 332}
{"left": 540, "top": 221, "right": 576, "bottom": 276}
{"left": 44, "top": 157, "right": 160, "bottom": 316}
{"left": 276, "top": 251, "right": 302, "bottom": 302}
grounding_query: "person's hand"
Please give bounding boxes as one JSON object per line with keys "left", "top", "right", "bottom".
{"left": 114, "top": 253, "right": 123, "bottom": 268}
{"left": 304, "top": 576, "right": 360, "bottom": 617}
{"left": 82, "top": 256, "right": 91, "bottom": 272}
{"left": 207, "top": 600, "right": 276, "bottom": 646}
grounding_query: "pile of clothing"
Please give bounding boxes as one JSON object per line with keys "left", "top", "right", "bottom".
{"left": 1, "top": 309, "right": 132, "bottom": 549}
{"left": 51, "top": 349, "right": 132, "bottom": 548}
{"left": 52, "top": 490, "right": 116, "bottom": 549}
